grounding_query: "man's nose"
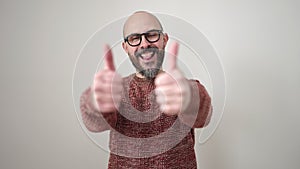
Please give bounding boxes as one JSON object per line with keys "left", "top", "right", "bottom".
{"left": 139, "top": 35, "right": 151, "bottom": 49}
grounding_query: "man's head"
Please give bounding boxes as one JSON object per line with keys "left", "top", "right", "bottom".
{"left": 122, "top": 11, "right": 169, "bottom": 79}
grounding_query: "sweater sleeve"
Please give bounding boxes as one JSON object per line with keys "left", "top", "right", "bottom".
{"left": 80, "top": 87, "right": 117, "bottom": 132}
{"left": 179, "top": 80, "right": 212, "bottom": 128}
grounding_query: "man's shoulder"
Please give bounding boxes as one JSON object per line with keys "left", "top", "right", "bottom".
{"left": 122, "top": 74, "right": 135, "bottom": 80}
{"left": 188, "top": 79, "right": 200, "bottom": 84}
{"left": 122, "top": 74, "right": 136, "bottom": 84}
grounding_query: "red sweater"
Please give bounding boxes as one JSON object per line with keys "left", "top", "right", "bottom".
{"left": 80, "top": 74, "right": 212, "bottom": 169}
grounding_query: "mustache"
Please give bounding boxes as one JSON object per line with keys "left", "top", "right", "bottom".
{"left": 134, "top": 47, "right": 160, "bottom": 58}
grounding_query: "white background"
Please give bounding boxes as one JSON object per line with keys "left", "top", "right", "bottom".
{"left": 0, "top": 0, "right": 299, "bottom": 169}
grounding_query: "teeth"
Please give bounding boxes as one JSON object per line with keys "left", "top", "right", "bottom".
{"left": 141, "top": 51, "right": 154, "bottom": 59}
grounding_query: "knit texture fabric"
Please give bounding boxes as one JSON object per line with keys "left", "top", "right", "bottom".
{"left": 80, "top": 74, "right": 212, "bottom": 169}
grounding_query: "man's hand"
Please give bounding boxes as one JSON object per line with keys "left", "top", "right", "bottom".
{"left": 155, "top": 42, "right": 191, "bottom": 115}
{"left": 92, "top": 45, "right": 123, "bottom": 113}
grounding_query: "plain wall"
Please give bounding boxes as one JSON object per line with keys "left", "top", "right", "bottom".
{"left": 0, "top": 0, "right": 299, "bottom": 169}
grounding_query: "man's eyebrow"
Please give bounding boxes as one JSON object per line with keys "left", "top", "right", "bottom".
{"left": 125, "top": 29, "right": 162, "bottom": 37}
{"left": 124, "top": 32, "right": 139, "bottom": 40}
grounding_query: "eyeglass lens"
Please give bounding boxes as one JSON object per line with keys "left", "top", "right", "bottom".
{"left": 127, "top": 30, "right": 161, "bottom": 46}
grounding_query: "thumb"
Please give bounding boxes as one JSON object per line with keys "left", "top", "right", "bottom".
{"left": 103, "top": 44, "right": 115, "bottom": 71}
{"left": 167, "top": 42, "right": 179, "bottom": 71}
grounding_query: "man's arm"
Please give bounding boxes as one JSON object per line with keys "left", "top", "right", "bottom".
{"left": 80, "top": 87, "right": 117, "bottom": 132}
{"left": 178, "top": 80, "right": 212, "bottom": 128}
{"left": 80, "top": 45, "right": 122, "bottom": 132}
{"left": 154, "top": 42, "right": 212, "bottom": 127}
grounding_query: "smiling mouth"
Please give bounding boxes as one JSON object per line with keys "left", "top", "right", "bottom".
{"left": 140, "top": 51, "right": 155, "bottom": 61}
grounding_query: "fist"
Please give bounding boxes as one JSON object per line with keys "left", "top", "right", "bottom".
{"left": 92, "top": 45, "right": 123, "bottom": 113}
{"left": 155, "top": 42, "right": 191, "bottom": 115}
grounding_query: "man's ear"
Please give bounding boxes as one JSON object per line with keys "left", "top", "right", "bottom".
{"left": 122, "top": 41, "right": 128, "bottom": 53}
{"left": 163, "top": 33, "right": 169, "bottom": 48}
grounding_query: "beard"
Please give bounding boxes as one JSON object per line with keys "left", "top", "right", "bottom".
{"left": 129, "top": 47, "right": 165, "bottom": 79}
{"left": 140, "top": 68, "right": 160, "bottom": 79}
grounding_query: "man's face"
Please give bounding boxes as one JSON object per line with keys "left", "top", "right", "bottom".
{"left": 122, "top": 13, "right": 168, "bottom": 79}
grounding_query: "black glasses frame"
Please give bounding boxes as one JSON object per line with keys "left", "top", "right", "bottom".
{"left": 124, "top": 29, "right": 163, "bottom": 47}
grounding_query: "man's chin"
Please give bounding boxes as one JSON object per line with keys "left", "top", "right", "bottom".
{"left": 140, "top": 68, "right": 160, "bottom": 79}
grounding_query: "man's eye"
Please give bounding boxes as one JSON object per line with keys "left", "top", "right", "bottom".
{"left": 147, "top": 33, "right": 158, "bottom": 37}
{"left": 129, "top": 36, "right": 140, "bottom": 41}
{"left": 147, "top": 34, "right": 156, "bottom": 38}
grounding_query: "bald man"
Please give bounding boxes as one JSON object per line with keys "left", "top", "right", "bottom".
{"left": 80, "top": 11, "right": 212, "bottom": 168}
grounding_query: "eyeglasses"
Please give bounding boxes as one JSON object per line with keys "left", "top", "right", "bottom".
{"left": 124, "top": 29, "right": 163, "bottom": 47}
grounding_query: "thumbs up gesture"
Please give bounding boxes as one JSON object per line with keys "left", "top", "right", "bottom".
{"left": 92, "top": 45, "right": 123, "bottom": 113}
{"left": 155, "top": 42, "right": 191, "bottom": 115}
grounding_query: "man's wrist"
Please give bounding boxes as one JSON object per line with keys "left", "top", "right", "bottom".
{"left": 86, "top": 87, "right": 101, "bottom": 115}
{"left": 178, "top": 81, "right": 200, "bottom": 127}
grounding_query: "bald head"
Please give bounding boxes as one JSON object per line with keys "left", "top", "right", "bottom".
{"left": 123, "top": 11, "right": 163, "bottom": 38}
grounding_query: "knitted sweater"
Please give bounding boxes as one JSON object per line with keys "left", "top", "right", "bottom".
{"left": 80, "top": 74, "right": 212, "bottom": 169}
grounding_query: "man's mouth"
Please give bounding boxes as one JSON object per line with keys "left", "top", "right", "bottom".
{"left": 140, "top": 51, "right": 155, "bottom": 61}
